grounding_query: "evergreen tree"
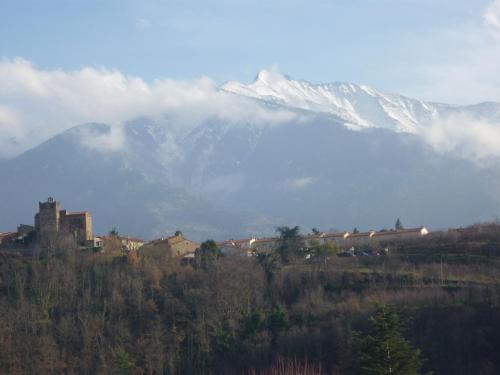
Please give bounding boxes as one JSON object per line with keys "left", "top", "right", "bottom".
{"left": 256, "top": 252, "right": 280, "bottom": 282}
{"left": 115, "top": 348, "right": 134, "bottom": 375}
{"left": 395, "top": 218, "right": 404, "bottom": 230}
{"left": 196, "top": 239, "right": 222, "bottom": 269}
{"left": 275, "top": 226, "right": 304, "bottom": 263}
{"left": 358, "top": 305, "right": 425, "bottom": 375}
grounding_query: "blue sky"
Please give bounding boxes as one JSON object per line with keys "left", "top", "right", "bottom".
{"left": 0, "top": 0, "right": 494, "bottom": 93}
{"left": 1, "top": 0, "right": 500, "bottom": 158}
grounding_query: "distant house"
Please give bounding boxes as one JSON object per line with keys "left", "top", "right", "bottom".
{"left": 318, "top": 231, "right": 350, "bottom": 246}
{"left": 119, "top": 236, "right": 145, "bottom": 251}
{"left": 251, "top": 237, "right": 279, "bottom": 253}
{"left": 218, "top": 238, "right": 256, "bottom": 257}
{"left": 302, "top": 234, "right": 323, "bottom": 248}
{"left": 92, "top": 236, "right": 104, "bottom": 249}
{"left": 147, "top": 232, "right": 199, "bottom": 258}
{"left": 17, "top": 224, "right": 35, "bottom": 236}
{"left": 0, "top": 232, "right": 20, "bottom": 247}
{"left": 181, "top": 252, "right": 196, "bottom": 266}
{"left": 346, "top": 231, "right": 376, "bottom": 246}
{"left": 372, "top": 227, "right": 429, "bottom": 243}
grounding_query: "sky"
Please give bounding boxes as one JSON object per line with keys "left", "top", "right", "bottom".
{"left": 0, "top": 0, "right": 498, "bottom": 99}
{"left": 0, "top": 0, "right": 500, "bottom": 159}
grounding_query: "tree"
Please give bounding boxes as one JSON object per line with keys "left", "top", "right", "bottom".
{"left": 358, "top": 305, "right": 425, "bottom": 375}
{"left": 353, "top": 227, "right": 360, "bottom": 234}
{"left": 196, "top": 239, "right": 222, "bottom": 269}
{"left": 256, "top": 252, "right": 280, "bottom": 282}
{"left": 312, "top": 228, "right": 321, "bottom": 235}
{"left": 276, "top": 226, "right": 304, "bottom": 263}
{"left": 309, "top": 240, "right": 341, "bottom": 264}
{"left": 395, "top": 218, "right": 404, "bottom": 231}
{"left": 115, "top": 347, "right": 134, "bottom": 375}
{"left": 267, "top": 305, "right": 288, "bottom": 347}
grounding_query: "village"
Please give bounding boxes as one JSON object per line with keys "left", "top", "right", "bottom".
{"left": 0, "top": 196, "right": 470, "bottom": 261}
{"left": 2, "top": 198, "right": 500, "bottom": 375}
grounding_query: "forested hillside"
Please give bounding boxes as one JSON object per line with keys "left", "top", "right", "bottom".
{"left": 1, "top": 227, "right": 500, "bottom": 374}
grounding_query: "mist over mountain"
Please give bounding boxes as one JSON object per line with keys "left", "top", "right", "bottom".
{"left": 1, "top": 72, "right": 500, "bottom": 241}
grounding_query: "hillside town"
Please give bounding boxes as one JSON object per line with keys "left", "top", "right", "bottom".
{"left": 0, "top": 196, "right": 439, "bottom": 260}
{"left": 2, "top": 199, "right": 500, "bottom": 375}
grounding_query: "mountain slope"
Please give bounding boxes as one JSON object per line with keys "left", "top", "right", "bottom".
{"left": 0, "top": 123, "right": 246, "bottom": 241}
{"left": 1, "top": 73, "right": 500, "bottom": 240}
{"left": 176, "top": 114, "right": 499, "bottom": 232}
{"left": 223, "top": 70, "right": 500, "bottom": 134}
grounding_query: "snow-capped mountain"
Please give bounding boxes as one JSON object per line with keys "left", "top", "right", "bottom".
{"left": 223, "top": 70, "right": 500, "bottom": 134}
{"left": 1, "top": 72, "right": 500, "bottom": 240}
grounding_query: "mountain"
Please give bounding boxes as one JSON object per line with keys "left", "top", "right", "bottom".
{"left": 223, "top": 70, "right": 500, "bottom": 133}
{"left": 0, "top": 122, "right": 247, "bottom": 241}
{"left": 1, "top": 72, "right": 500, "bottom": 241}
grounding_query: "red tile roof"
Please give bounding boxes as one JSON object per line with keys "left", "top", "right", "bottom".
{"left": 322, "top": 232, "right": 349, "bottom": 238}
{"left": 348, "top": 231, "right": 374, "bottom": 238}
{"left": 0, "top": 232, "right": 18, "bottom": 240}
{"left": 373, "top": 227, "right": 425, "bottom": 237}
{"left": 253, "top": 237, "right": 279, "bottom": 243}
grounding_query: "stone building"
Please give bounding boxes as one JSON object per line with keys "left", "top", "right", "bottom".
{"left": 250, "top": 237, "right": 280, "bottom": 253}
{"left": 147, "top": 232, "right": 199, "bottom": 258}
{"left": 218, "top": 238, "right": 257, "bottom": 257}
{"left": 34, "top": 197, "right": 93, "bottom": 246}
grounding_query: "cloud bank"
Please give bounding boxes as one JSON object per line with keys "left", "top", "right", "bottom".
{"left": 0, "top": 58, "right": 296, "bottom": 158}
{"left": 422, "top": 113, "right": 500, "bottom": 166}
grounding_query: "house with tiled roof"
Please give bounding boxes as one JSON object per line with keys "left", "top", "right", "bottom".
{"left": 0, "top": 232, "right": 20, "bottom": 246}
{"left": 217, "top": 238, "right": 257, "bottom": 256}
{"left": 345, "top": 231, "right": 376, "bottom": 245}
{"left": 249, "top": 236, "right": 280, "bottom": 253}
{"left": 318, "top": 231, "right": 350, "bottom": 245}
{"left": 147, "top": 232, "right": 199, "bottom": 258}
{"left": 372, "top": 227, "right": 429, "bottom": 242}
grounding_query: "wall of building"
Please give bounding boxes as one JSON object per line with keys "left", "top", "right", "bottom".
{"left": 35, "top": 198, "right": 94, "bottom": 247}
{"left": 35, "top": 199, "right": 61, "bottom": 240}
{"left": 59, "top": 211, "right": 93, "bottom": 245}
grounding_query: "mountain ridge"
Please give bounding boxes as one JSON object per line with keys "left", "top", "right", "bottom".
{"left": 1, "top": 72, "right": 500, "bottom": 240}
{"left": 222, "top": 70, "right": 500, "bottom": 134}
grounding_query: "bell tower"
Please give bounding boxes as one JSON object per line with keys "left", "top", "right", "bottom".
{"left": 35, "top": 197, "right": 61, "bottom": 241}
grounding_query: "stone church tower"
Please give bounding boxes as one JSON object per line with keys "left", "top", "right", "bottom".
{"left": 35, "top": 197, "right": 61, "bottom": 240}
{"left": 34, "top": 197, "right": 93, "bottom": 246}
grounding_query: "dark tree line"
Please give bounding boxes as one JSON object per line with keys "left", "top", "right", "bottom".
{"left": 1, "top": 226, "right": 500, "bottom": 374}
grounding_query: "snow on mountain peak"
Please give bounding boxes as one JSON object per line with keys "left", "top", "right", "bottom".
{"left": 254, "top": 69, "right": 286, "bottom": 84}
{"left": 222, "top": 71, "right": 449, "bottom": 134}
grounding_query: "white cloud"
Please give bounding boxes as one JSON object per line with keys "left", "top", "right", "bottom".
{"left": 422, "top": 113, "right": 500, "bottom": 165}
{"left": 0, "top": 58, "right": 297, "bottom": 158}
{"left": 405, "top": 1, "right": 500, "bottom": 164}
{"left": 485, "top": 0, "right": 500, "bottom": 35}
{"left": 78, "top": 125, "right": 126, "bottom": 152}
{"left": 283, "top": 177, "right": 316, "bottom": 190}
